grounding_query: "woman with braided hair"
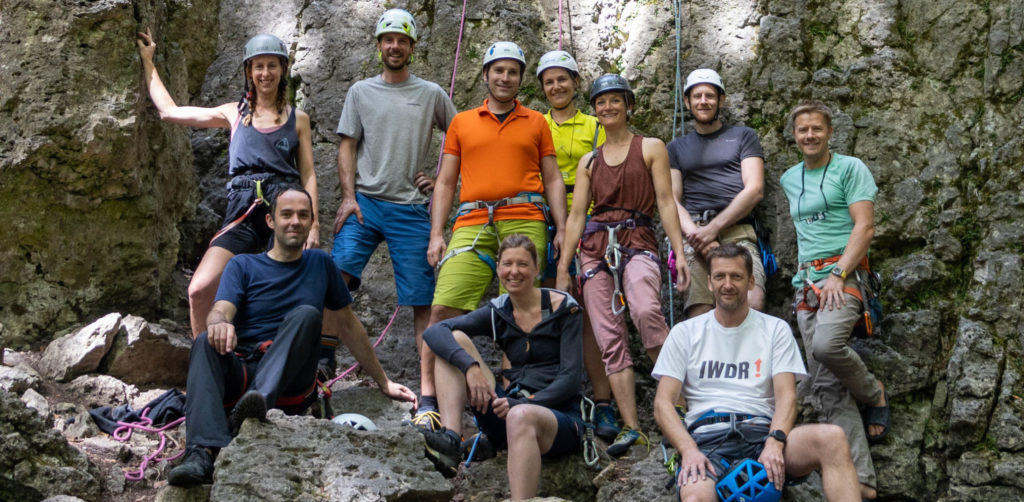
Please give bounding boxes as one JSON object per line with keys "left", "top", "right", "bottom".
{"left": 137, "top": 29, "right": 318, "bottom": 337}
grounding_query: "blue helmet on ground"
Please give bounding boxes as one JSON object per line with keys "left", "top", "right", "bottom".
{"left": 715, "top": 458, "right": 782, "bottom": 502}
{"left": 331, "top": 413, "right": 378, "bottom": 431}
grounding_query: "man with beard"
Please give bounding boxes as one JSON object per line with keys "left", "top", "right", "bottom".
{"left": 667, "top": 69, "right": 767, "bottom": 318}
{"left": 169, "top": 186, "right": 415, "bottom": 486}
{"left": 652, "top": 244, "right": 861, "bottom": 502}
{"left": 324, "top": 9, "right": 457, "bottom": 406}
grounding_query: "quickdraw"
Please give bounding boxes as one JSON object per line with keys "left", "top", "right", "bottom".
{"left": 580, "top": 397, "right": 600, "bottom": 469}
{"left": 579, "top": 214, "right": 656, "bottom": 316}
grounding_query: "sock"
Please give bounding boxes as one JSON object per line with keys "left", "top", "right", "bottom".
{"left": 419, "top": 395, "right": 439, "bottom": 412}
{"left": 445, "top": 429, "right": 461, "bottom": 442}
{"left": 319, "top": 335, "right": 338, "bottom": 367}
{"left": 595, "top": 399, "right": 612, "bottom": 407}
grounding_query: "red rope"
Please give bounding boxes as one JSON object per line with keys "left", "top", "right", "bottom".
{"left": 557, "top": 0, "right": 564, "bottom": 50}
{"left": 432, "top": 0, "right": 470, "bottom": 178}
{"left": 322, "top": 304, "right": 402, "bottom": 390}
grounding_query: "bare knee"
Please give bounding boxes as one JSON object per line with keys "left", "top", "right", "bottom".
{"left": 506, "top": 405, "right": 536, "bottom": 438}
{"left": 451, "top": 330, "right": 475, "bottom": 351}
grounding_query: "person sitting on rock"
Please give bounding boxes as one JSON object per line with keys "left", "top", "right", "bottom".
{"left": 137, "top": 30, "right": 319, "bottom": 339}
{"left": 780, "top": 100, "right": 888, "bottom": 500}
{"left": 653, "top": 244, "right": 862, "bottom": 502}
{"left": 168, "top": 185, "right": 415, "bottom": 486}
{"left": 418, "top": 234, "right": 584, "bottom": 500}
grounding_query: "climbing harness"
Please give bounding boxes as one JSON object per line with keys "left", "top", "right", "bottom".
{"left": 439, "top": 192, "right": 551, "bottom": 273}
{"left": 208, "top": 175, "right": 273, "bottom": 245}
{"left": 794, "top": 255, "right": 882, "bottom": 337}
{"left": 579, "top": 207, "right": 656, "bottom": 316}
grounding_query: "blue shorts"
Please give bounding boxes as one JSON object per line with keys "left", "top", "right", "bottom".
{"left": 473, "top": 384, "right": 583, "bottom": 459}
{"left": 331, "top": 193, "right": 435, "bottom": 306}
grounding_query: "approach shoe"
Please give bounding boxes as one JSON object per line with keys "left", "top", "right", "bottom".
{"left": 417, "top": 427, "right": 461, "bottom": 478}
{"left": 461, "top": 432, "right": 497, "bottom": 463}
{"left": 167, "top": 445, "right": 214, "bottom": 486}
{"left": 593, "top": 404, "right": 620, "bottom": 441}
{"left": 606, "top": 425, "right": 649, "bottom": 458}
{"left": 403, "top": 409, "right": 442, "bottom": 432}
{"left": 229, "top": 390, "right": 268, "bottom": 434}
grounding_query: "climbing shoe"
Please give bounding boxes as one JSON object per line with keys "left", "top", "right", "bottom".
{"left": 168, "top": 445, "right": 214, "bottom": 486}
{"left": 593, "top": 404, "right": 620, "bottom": 441}
{"left": 606, "top": 425, "right": 649, "bottom": 458}
{"left": 417, "top": 427, "right": 461, "bottom": 478}
{"left": 229, "top": 390, "right": 267, "bottom": 434}
{"left": 461, "top": 432, "right": 497, "bottom": 463}
{"left": 403, "top": 409, "right": 442, "bottom": 432}
{"left": 317, "top": 356, "right": 336, "bottom": 382}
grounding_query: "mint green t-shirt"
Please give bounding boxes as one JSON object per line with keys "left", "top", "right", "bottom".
{"left": 779, "top": 153, "right": 877, "bottom": 288}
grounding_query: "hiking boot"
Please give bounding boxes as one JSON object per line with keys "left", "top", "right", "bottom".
{"left": 416, "top": 427, "right": 461, "bottom": 478}
{"left": 606, "top": 425, "right": 649, "bottom": 458}
{"left": 403, "top": 409, "right": 442, "bottom": 432}
{"left": 229, "top": 390, "right": 267, "bottom": 434}
{"left": 461, "top": 432, "right": 497, "bottom": 463}
{"left": 593, "top": 404, "right": 620, "bottom": 441}
{"left": 317, "top": 356, "right": 336, "bottom": 382}
{"left": 168, "top": 445, "right": 214, "bottom": 486}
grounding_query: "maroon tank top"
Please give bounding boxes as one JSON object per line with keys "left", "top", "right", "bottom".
{"left": 581, "top": 134, "right": 657, "bottom": 257}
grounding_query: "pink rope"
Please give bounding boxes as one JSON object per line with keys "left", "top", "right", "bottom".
{"left": 557, "top": 0, "right": 564, "bottom": 50}
{"left": 432, "top": 0, "right": 470, "bottom": 177}
{"left": 113, "top": 407, "right": 187, "bottom": 481}
{"left": 322, "top": 304, "right": 402, "bottom": 390}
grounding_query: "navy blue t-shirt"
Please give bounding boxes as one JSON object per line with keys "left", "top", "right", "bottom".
{"left": 215, "top": 249, "right": 352, "bottom": 347}
{"left": 667, "top": 124, "right": 764, "bottom": 212}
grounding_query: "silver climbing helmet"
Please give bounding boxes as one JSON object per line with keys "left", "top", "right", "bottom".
{"left": 483, "top": 41, "right": 526, "bottom": 69}
{"left": 331, "top": 413, "right": 378, "bottom": 431}
{"left": 589, "top": 74, "right": 634, "bottom": 107}
{"left": 243, "top": 34, "right": 288, "bottom": 63}
{"left": 684, "top": 68, "right": 725, "bottom": 96}
{"left": 374, "top": 9, "right": 418, "bottom": 42}
{"left": 536, "top": 50, "right": 579, "bottom": 78}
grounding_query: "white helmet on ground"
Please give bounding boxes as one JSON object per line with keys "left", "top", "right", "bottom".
{"left": 536, "top": 50, "right": 579, "bottom": 78}
{"left": 483, "top": 41, "right": 526, "bottom": 69}
{"left": 375, "top": 9, "right": 418, "bottom": 42}
{"left": 331, "top": 413, "right": 378, "bottom": 431}
{"left": 684, "top": 68, "right": 725, "bottom": 96}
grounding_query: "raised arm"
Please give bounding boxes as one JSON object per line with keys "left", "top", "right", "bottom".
{"left": 136, "top": 28, "right": 235, "bottom": 129}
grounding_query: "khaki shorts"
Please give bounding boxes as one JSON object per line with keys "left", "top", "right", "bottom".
{"left": 684, "top": 223, "right": 765, "bottom": 310}
{"left": 432, "top": 219, "right": 548, "bottom": 311}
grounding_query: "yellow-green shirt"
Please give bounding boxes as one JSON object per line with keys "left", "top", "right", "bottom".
{"left": 543, "top": 109, "right": 605, "bottom": 210}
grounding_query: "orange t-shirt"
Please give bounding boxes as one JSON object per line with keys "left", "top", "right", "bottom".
{"left": 444, "top": 99, "right": 556, "bottom": 229}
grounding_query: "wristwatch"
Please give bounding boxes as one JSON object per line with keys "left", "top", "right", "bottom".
{"left": 831, "top": 266, "right": 847, "bottom": 280}
{"left": 768, "top": 429, "right": 787, "bottom": 444}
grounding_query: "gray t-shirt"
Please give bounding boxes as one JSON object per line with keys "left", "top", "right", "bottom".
{"left": 667, "top": 124, "right": 764, "bottom": 212}
{"left": 336, "top": 74, "right": 457, "bottom": 205}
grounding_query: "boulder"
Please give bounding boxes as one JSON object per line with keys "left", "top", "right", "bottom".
{"left": 38, "top": 313, "right": 122, "bottom": 382}
{"left": 0, "top": 363, "right": 43, "bottom": 394}
{"left": 65, "top": 374, "right": 140, "bottom": 410}
{"left": 20, "top": 387, "right": 51, "bottom": 421}
{"left": 0, "top": 390, "right": 101, "bottom": 501}
{"left": 105, "top": 315, "right": 191, "bottom": 387}
{"left": 210, "top": 410, "right": 453, "bottom": 501}
{"left": 455, "top": 451, "right": 600, "bottom": 501}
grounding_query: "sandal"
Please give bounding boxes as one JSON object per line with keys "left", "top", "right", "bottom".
{"left": 862, "top": 389, "right": 889, "bottom": 444}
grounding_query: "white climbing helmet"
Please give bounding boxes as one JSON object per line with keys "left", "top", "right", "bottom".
{"left": 536, "top": 50, "right": 579, "bottom": 78}
{"left": 684, "top": 68, "right": 725, "bottom": 96}
{"left": 483, "top": 41, "right": 526, "bottom": 69}
{"left": 375, "top": 9, "right": 418, "bottom": 42}
{"left": 331, "top": 413, "right": 378, "bottom": 431}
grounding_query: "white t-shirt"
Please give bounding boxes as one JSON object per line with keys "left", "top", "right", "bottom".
{"left": 652, "top": 309, "right": 807, "bottom": 427}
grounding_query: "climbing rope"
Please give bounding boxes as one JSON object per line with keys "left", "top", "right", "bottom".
{"left": 557, "top": 0, "right": 564, "bottom": 50}
{"left": 671, "top": 0, "right": 684, "bottom": 139}
{"left": 432, "top": 0, "right": 470, "bottom": 179}
{"left": 321, "top": 304, "right": 402, "bottom": 390}
{"left": 113, "top": 408, "right": 187, "bottom": 481}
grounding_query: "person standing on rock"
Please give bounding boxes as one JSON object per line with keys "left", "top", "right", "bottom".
{"left": 419, "top": 41, "right": 567, "bottom": 430}
{"left": 419, "top": 234, "right": 584, "bottom": 499}
{"left": 167, "top": 185, "right": 415, "bottom": 486}
{"left": 556, "top": 74, "right": 689, "bottom": 458}
{"left": 667, "top": 69, "right": 767, "bottom": 319}
{"left": 136, "top": 30, "right": 319, "bottom": 338}
{"left": 781, "top": 100, "right": 888, "bottom": 500}
{"left": 323, "top": 9, "right": 457, "bottom": 408}
{"left": 653, "top": 244, "right": 862, "bottom": 502}
{"left": 535, "top": 50, "right": 620, "bottom": 442}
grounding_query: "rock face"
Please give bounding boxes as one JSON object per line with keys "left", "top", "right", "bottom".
{"left": 104, "top": 315, "right": 191, "bottom": 387}
{"left": 3, "top": 0, "right": 1024, "bottom": 500}
{"left": 0, "top": 390, "right": 101, "bottom": 501}
{"left": 0, "top": 0, "right": 219, "bottom": 348}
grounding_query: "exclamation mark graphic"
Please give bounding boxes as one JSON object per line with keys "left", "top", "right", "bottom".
{"left": 755, "top": 358, "right": 762, "bottom": 378}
